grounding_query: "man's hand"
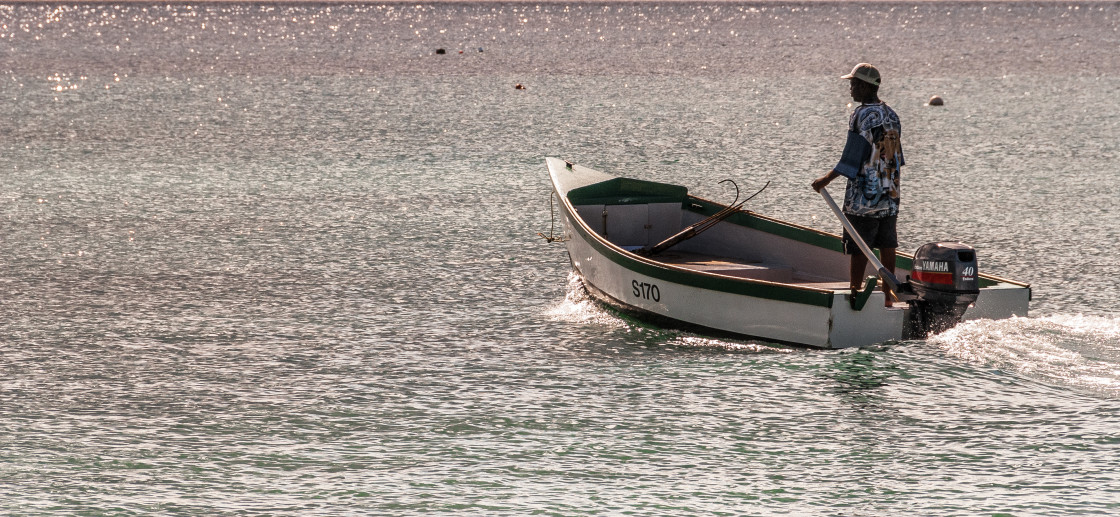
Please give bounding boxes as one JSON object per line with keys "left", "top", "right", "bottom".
{"left": 812, "top": 171, "right": 840, "bottom": 192}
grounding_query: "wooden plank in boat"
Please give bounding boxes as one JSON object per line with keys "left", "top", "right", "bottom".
{"left": 655, "top": 252, "right": 794, "bottom": 283}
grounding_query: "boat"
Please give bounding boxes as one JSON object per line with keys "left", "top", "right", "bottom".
{"left": 544, "top": 157, "right": 1031, "bottom": 348}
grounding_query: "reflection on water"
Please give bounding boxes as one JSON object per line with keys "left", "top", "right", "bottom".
{"left": 825, "top": 347, "right": 898, "bottom": 393}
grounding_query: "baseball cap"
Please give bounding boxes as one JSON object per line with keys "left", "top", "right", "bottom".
{"left": 841, "top": 63, "right": 881, "bottom": 86}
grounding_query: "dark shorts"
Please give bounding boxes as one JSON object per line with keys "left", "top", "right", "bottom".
{"left": 842, "top": 215, "right": 898, "bottom": 255}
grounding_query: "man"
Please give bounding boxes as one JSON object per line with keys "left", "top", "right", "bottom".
{"left": 811, "top": 63, "right": 904, "bottom": 306}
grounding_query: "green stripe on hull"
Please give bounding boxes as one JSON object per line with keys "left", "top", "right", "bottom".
{"left": 564, "top": 207, "right": 835, "bottom": 308}
{"left": 574, "top": 270, "right": 810, "bottom": 347}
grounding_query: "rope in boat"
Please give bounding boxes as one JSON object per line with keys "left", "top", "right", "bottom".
{"left": 689, "top": 180, "right": 770, "bottom": 235}
{"left": 538, "top": 191, "right": 565, "bottom": 243}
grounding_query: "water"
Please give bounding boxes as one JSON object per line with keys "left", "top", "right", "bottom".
{"left": 3, "top": 2, "right": 1120, "bottom": 514}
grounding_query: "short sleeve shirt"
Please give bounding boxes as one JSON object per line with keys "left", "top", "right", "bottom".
{"left": 843, "top": 102, "right": 904, "bottom": 218}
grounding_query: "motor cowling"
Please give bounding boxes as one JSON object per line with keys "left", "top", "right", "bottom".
{"left": 907, "top": 242, "right": 981, "bottom": 336}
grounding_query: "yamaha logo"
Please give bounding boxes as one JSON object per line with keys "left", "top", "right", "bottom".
{"left": 919, "top": 260, "right": 950, "bottom": 272}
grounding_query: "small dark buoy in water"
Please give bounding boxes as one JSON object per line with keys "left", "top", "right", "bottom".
{"left": 515, "top": 83, "right": 526, "bottom": 90}
{"left": 928, "top": 95, "right": 944, "bottom": 106}
{"left": 435, "top": 48, "right": 446, "bottom": 55}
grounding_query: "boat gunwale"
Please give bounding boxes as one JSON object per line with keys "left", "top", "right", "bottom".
{"left": 547, "top": 159, "right": 1030, "bottom": 307}
{"left": 562, "top": 193, "right": 835, "bottom": 295}
{"left": 683, "top": 194, "right": 1030, "bottom": 290}
{"left": 549, "top": 168, "right": 839, "bottom": 309}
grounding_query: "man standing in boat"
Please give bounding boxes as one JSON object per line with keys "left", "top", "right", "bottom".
{"left": 811, "top": 63, "right": 904, "bottom": 306}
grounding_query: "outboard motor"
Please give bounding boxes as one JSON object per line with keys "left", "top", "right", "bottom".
{"left": 907, "top": 242, "right": 981, "bottom": 337}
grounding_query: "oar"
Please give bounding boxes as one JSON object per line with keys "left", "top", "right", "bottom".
{"left": 818, "top": 187, "right": 903, "bottom": 294}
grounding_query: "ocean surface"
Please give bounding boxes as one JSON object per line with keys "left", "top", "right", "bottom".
{"left": 3, "top": 1, "right": 1120, "bottom": 514}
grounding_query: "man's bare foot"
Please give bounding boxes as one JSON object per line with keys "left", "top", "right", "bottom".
{"left": 884, "top": 289, "right": 899, "bottom": 307}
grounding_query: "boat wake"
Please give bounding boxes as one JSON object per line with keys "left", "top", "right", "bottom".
{"left": 930, "top": 314, "right": 1120, "bottom": 397}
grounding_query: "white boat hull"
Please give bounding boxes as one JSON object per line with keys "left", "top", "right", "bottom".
{"left": 547, "top": 157, "right": 1030, "bottom": 348}
{"left": 561, "top": 203, "right": 908, "bottom": 348}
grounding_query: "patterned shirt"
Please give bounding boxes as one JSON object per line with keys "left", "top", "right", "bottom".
{"left": 841, "top": 102, "right": 904, "bottom": 218}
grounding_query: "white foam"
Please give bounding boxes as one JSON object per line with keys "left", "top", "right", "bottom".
{"left": 542, "top": 272, "right": 628, "bottom": 329}
{"left": 671, "top": 335, "right": 794, "bottom": 354}
{"left": 931, "top": 315, "right": 1120, "bottom": 396}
